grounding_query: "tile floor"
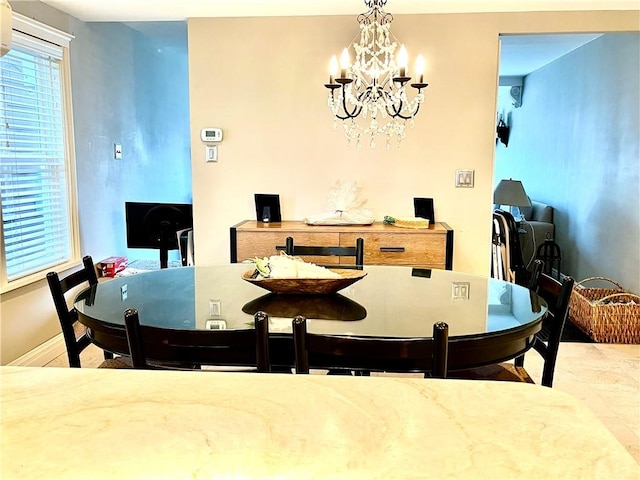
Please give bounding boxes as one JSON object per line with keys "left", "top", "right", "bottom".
{"left": 45, "top": 341, "right": 640, "bottom": 463}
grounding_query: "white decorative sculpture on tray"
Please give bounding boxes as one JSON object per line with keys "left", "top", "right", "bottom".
{"left": 304, "top": 181, "right": 375, "bottom": 225}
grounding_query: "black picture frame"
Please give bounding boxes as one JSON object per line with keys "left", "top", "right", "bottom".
{"left": 254, "top": 194, "right": 281, "bottom": 223}
{"left": 413, "top": 197, "right": 434, "bottom": 225}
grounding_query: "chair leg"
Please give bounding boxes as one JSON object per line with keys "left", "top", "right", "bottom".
{"left": 514, "top": 354, "right": 524, "bottom": 367}
{"left": 103, "top": 351, "right": 114, "bottom": 360}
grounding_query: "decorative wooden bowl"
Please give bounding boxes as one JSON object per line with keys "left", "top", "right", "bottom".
{"left": 242, "top": 293, "right": 367, "bottom": 320}
{"left": 242, "top": 269, "right": 367, "bottom": 295}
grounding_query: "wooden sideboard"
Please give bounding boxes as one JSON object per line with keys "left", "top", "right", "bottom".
{"left": 230, "top": 220, "right": 454, "bottom": 269}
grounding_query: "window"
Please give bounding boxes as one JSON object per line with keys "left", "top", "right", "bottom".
{"left": 0, "top": 14, "right": 76, "bottom": 292}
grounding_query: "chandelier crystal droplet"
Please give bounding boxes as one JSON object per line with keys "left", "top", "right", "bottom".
{"left": 324, "top": 0, "right": 428, "bottom": 149}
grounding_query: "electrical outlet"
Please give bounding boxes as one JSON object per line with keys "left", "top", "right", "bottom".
{"left": 205, "top": 319, "right": 226, "bottom": 330}
{"left": 120, "top": 284, "right": 128, "bottom": 301}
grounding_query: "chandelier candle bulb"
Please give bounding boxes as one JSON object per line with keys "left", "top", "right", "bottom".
{"left": 371, "top": 64, "right": 380, "bottom": 85}
{"left": 329, "top": 55, "right": 338, "bottom": 84}
{"left": 339, "top": 48, "right": 350, "bottom": 78}
{"left": 397, "top": 44, "right": 408, "bottom": 77}
{"left": 415, "top": 54, "right": 425, "bottom": 83}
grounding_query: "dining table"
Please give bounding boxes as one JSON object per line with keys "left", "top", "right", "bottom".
{"left": 74, "top": 264, "right": 547, "bottom": 371}
{"left": 2, "top": 366, "right": 638, "bottom": 479}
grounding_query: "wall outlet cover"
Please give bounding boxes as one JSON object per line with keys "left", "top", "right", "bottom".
{"left": 455, "top": 169, "right": 474, "bottom": 188}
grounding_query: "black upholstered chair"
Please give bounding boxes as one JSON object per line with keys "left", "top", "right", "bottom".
{"left": 46, "top": 255, "right": 129, "bottom": 368}
{"left": 124, "top": 309, "right": 271, "bottom": 372}
{"left": 285, "top": 236, "right": 364, "bottom": 269}
{"left": 452, "top": 260, "right": 574, "bottom": 387}
{"left": 292, "top": 316, "right": 449, "bottom": 378}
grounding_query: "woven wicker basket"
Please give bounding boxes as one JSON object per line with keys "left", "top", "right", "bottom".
{"left": 569, "top": 277, "right": 640, "bottom": 344}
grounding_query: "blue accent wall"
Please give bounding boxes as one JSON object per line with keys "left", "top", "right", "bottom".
{"left": 495, "top": 33, "right": 640, "bottom": 293}
{"left": 69, "top": 21, "right": 192, "bottom": 263}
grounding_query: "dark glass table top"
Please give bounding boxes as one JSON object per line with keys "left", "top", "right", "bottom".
{"left": 75, "top": 264, "right": 546, "bottom": 339}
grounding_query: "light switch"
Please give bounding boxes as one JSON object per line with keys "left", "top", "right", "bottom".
{"left": 455, "top": 169, "right": 474, "bottom": 188}
{"left": 209, "top": 299, "right": 221, "bottom": 316}
{"left": 114, "top": 143, "right": 123, "bottom": 159}
{"left": 205, "top": 145, "right": 218, "bottom": 162}
{"left": 451, "top": 282, "right": 470, "bottom": 300}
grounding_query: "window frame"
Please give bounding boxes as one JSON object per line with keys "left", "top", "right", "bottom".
{"left": 0, "top": 13, "right": 78, "bottom": 293}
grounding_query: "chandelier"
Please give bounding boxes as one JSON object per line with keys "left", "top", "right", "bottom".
{"left": 324, "top": 0, "right": 428, "bottom": 149}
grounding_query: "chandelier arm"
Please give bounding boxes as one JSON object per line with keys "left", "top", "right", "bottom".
{"left": 379, "top": 87, "right": 423, "bottom": 120}
{"left": 333, "top": 86, "right": 363, "bottom": 120}
{"left": 386, "top": 100, "right": 421, "bottom": 120}
{"left": 380, "top": 89, "right": 406, "bottom": 119}
{"left": 394, "top": 106, "right": 421, "bottom": 121}
{"left": 334, "top": 110, "right": 360, "bottom": 121}
{"left": 342, "top": 88, "right": 363, "bottom": 119}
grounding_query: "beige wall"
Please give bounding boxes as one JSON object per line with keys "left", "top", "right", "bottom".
{"left": 0, "top": 279, "right": 61, "bottom": 364}
{"left": 187, "top": 11, "right": 638, "bottom": 274}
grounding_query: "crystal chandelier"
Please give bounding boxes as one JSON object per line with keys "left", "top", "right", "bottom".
{"left": 324, "top": 0, "right": 428, "bottom": 149}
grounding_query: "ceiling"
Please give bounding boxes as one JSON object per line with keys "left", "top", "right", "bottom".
{"left": 38, "top": 0, "right": 638, "bottom": 22}
{"left": 36, "top": 0, "right": 631, "bottom": 76}
{"left": 499, "top": 33, "right": 602, "bottom": 76}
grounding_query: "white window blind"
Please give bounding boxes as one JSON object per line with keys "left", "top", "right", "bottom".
{"left": 1, "top": 18, "right": 76, "bottom": 288}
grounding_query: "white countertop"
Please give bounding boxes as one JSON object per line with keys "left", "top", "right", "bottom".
{"left": 1, "top": 366, "right": 637, "bottom": 479}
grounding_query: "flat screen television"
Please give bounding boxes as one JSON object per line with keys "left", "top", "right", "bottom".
{"left": 125, "top": 201, "right": 193, "bottom": 268}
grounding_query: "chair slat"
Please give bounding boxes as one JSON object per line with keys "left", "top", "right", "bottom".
{"left": 292, "top": 316, "right": 449, "bottom": 378}
{"left": 124, "top": 308, "right": 271, "bottom": 372}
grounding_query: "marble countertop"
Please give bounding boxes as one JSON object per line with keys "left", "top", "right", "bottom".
{"left": 1, "top": 366, "right": 638, "bottom": 479}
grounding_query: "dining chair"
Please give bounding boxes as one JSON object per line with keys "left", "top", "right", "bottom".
{"left": 292, "top": 316, "right": 449, "bottom": 378}
{"left": 123, "top": 309, "right": 271, "bottom": 372}
{"left": 451, "top": 260, "right": 574, "bottom": 387}
{"left": 285, "top": 236, "right": 364, "bottom": 269}
{"left": 46, "top": 255, "right": 130, "bottom": 368}
{"left": 492, "top": 210, "right": 528, "bottom": 286}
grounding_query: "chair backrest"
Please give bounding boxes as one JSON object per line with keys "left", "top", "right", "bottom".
{"left": 292, "top": 316, "right": 449, "bottom": 378}
{"left": 527, "top": 258, "right": 544, "bottom": 291}
{"left": 529, "top": 267, "right": 575, "bottom": 387}
{"left": 285, "top": 236, "right": 364, "bottom": 269}
{"left": 535, "top": 239, "right": 562, "bottom": 279}
{"left": 46, "top": 255, "right": 99, "bottom": 368}
{"left": 492, "top": 210, "right": 527, "bottom": 285}
{"left": 123, "top": 309, "right": 271, "bottom": 372}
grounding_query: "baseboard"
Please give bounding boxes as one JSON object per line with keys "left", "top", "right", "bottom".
{"left": 8, "top": 334, "right": 66, "bottom": 367}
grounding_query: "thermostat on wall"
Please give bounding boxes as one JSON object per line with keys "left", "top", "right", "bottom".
{"left": 201, "top": 127, "right": 223, "bottom": 142}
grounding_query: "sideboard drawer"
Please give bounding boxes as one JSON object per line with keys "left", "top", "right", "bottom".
{"left": 341, "top": 232, "right": 447, "bottom": 267}
{"left": 236, "top": 231, "right": 340, "bottom": 263}
{"left": 231, "top": 220, "right": 453, "bottom": 269}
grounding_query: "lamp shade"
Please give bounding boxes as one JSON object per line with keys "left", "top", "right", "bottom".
{"left": 493, "top": 179, "right": 531, "bottom": 207}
